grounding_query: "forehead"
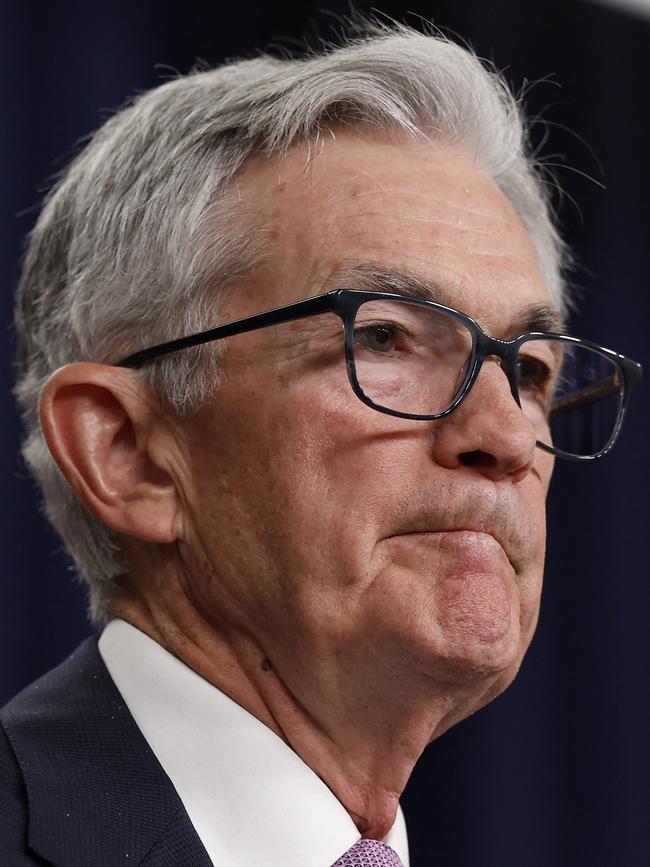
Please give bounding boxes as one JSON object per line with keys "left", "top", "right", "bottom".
{"left": 230, "top": 130, "right": 556, "bottom": 332}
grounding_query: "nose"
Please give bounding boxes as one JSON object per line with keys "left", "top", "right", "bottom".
{"left": 431, "top": 359, "right": 537, "bottom": 483}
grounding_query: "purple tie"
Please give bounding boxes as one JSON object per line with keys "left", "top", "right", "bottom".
{"left": 332, "top": 838, "right": 404, "bottom": 866}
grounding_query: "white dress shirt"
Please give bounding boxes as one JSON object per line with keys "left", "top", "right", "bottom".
{"left": 99, "top": 619, "right": 409, "bottom": 867}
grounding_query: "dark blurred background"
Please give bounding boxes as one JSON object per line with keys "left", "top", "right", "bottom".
{"left": 2, "top": 1, "right": 649, "bottom": 865}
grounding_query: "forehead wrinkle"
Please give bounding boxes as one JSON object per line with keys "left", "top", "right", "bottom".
{"left": 448, "top": 246, "right": 534, "bottom": 266}
{"left": 341, "top": 209, "right": 493, "bottom": 237}
{"left": 345, "top": 188, "right": 518, "bottom": 226}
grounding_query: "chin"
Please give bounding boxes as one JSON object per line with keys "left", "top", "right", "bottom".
{"left": 433, "top": 568, "right": 524, "bottom": 667}
{"left": 424, "top": 590, "right": 527, "bottom": 685}
{"left": 430, "top": 631, "right": 523, "bottom": 685}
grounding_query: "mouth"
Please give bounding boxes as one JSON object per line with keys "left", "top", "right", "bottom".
{"left": 392, "top": 528, "right": 518, "bottom": 574}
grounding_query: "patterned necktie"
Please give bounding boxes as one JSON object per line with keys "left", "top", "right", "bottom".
{"left": 332, "top": 838, "right": 404, "bottom": 866}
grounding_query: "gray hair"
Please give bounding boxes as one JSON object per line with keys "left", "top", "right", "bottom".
{"left": 14, "top": 22, "right": 569, "bottom": 624}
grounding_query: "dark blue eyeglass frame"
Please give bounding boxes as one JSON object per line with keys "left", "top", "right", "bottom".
{"left": 116, "top": 288, "right": 643, "bottom": 461}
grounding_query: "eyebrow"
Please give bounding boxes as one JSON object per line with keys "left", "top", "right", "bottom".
{"left": 324, "top": 264, "right": 568, "bottom": 336}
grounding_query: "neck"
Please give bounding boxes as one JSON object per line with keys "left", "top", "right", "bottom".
{"left": 109, "top": 563, "right": 493, "bottom": 840}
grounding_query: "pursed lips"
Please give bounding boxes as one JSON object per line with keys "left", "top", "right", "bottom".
{"left": 391, "top": 526, "right": 519, "bottom": 574}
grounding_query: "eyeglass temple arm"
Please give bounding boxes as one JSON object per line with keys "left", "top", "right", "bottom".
{"left": 550, "top": 375, "right": 620, "bottom": 419}
{"left": 117, "top": 292, "right": 335, "bottom": 368}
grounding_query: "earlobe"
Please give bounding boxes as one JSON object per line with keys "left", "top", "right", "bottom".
{"left": 40, "top": 363, "right": 182, "bottom": 544}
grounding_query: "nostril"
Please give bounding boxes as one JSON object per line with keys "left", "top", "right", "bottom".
{"left": 460, "top": 450, "right": 497, "bottom": 470}
{"left": 458, "top": 448, "right": 532, "bottom": 483}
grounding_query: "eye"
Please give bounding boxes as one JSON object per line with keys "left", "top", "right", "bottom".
{"left": 354, "top": 322, "right": 405, "bottom": 353}
{"left": 516, "top": 355, "right": 552, "bottom": 391}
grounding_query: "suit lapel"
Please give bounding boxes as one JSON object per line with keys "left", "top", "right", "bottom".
{"left": 1, "top": 637, "right": 211, "bottom": 866}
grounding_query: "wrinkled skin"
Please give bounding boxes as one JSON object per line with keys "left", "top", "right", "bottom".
{"left": 48, "top": 131, "right": 558, "bottom": 839}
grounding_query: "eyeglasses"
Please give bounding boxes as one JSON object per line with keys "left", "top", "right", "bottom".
{"left": 117, "top": 289, "right": 643, "bottom": 461}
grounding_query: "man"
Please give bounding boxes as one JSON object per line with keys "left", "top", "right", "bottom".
{"left": 1, "top": 23, "right": 642, "bottom": 867}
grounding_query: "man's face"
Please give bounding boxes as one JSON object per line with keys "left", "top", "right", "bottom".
{"left": 175, "top": 131, "right": 556, "bottom": 728}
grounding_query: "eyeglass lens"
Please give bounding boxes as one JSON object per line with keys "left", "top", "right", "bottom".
{"left": 351, "top": 299, "right": 624, "bottom": 458}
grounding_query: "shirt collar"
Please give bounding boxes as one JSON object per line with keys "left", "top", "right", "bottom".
{"left": 99, "top": 619, "right": 409, "bottom": 867}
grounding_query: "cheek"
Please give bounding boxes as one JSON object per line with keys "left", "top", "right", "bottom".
{"left": 536, "top": 448, "right": 555, "bottom": 489}
{"left": 181, "top": 371, "right": 375, "bottom": 601}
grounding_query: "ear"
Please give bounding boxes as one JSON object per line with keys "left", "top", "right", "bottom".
{"left": 40, "top": 363, "right": 183, "bottom": 544}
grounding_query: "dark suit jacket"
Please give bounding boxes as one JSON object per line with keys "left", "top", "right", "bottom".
{"left": 0, "top": 637, "right": 213, "bottom": 866}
